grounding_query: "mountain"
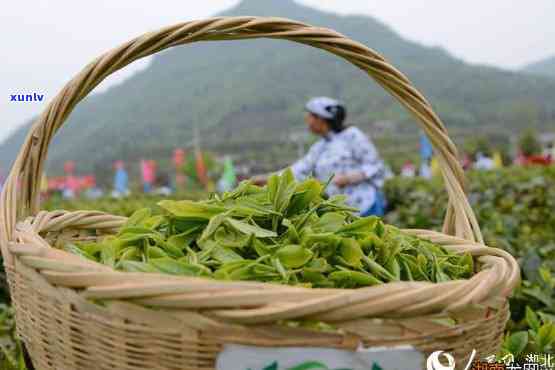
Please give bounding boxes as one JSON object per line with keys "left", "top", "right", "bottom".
{"left": 522, "top": 56, "right": 555, "bottom": 78}
{"left": 2, "top": 0, "right": 555, "bottom": 180}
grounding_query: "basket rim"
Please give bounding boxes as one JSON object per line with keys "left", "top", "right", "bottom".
{"left": 8, "top": 261, "right": 510, "bottom": 362}
{"left": 8, "top": 209, "right": 520, "bottom": 325}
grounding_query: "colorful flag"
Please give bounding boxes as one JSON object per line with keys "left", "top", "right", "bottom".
{"left": 173, "top": 148, "right": 185, "bottom": 167}
{"left": 40, "top": 173, "right": 48, "bottom": 194}
{"left": 218, "top": 156, "right": 237, "bottom": 192}
{"left": 114, "top": 161, "right": 129, "bottom": 195}
{"left": 430, "top": 156, "right": 441, "bottom": 177}
{"left": 419, "top": 132, "right": 433, "bottom": 161}
{"left": 63, "top": 161, "right": 75, "bottom": 175}
{"left": 493, "top": 152, "right": 503, "bottom": 168}
{"left": 195, "top": 150, "right": 208, "bottom": 187}
{"left": 173, "top": 149, "right": 186, "bottom": 187}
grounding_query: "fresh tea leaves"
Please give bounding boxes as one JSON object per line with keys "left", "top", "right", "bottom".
{"left": 59, "top": 169, "right": 474, "bottom": 288}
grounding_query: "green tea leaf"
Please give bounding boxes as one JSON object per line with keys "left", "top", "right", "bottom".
{"left": 329, "top": 270, "right": 381, "bottom": 288}
{"left": 362, "top": 256, "right": 396, "bottom": 282}
{"left": 503, "top": 331, "right": 528, "bottom": 357}
{"left": 149, "top": 258, "right": 210, "bottom": 276}
{"left": 147, "top": 246, "right": 168, "bottom": 259}
{"left": 230, "top": 197, "right": 281, "bottom": 217}
{"left": 276, "top": 244, "right": 314, "bottom": 268}
{"left": 158, "top": 200, "right": 226, "bottom": 220}
{"left": 386, "top": 257, "right": 401, "bottom": 281}
{"left": 214, "top": 227, "right": 251, "bottom": 248}
{"left": 142, "top": 215, "right": 165, "bottom": 229}
{"left": 125, "top": 208, "right": 151, "bottom": 227}
{"left": 253, "top": 240, "right": 272, "bottom": 257}
{"left": 199, "top": 212, "right": 228, "bottom": 241}
{"left": 212, "top": 246, "right": 244, "bottom": 264}
{"left": 268, "top": 169, "right": 297, "bottom": 229}
{"left": 63, "top": 243, "right": 96, "bottom": 261}
{"left": 338, "top": 217, "right": 378, "bottom": 236}
{"left": 305, "top": 258, "right": 330, "bottom": 273}
{"left": 171, "top": 219, "right": 206, "bottom": 234}
{"left": 314, "top": 212, "right": 346, "bottom": 233}
{"left": 79, "top": 242, "right": 104, "bottom": 257}
{"left": 167, "top": 229, "right": 199, "bottom": 250}
{"left": 526, "top": 306, "right": 541, "bottom": 332}
{"left": 100, "top": 240, "right": 118, "bottom": 268}
{"left": 339, "top": 239, "right": 364, "bottom": 268}
{"left": 536, "top": 322, "right": 555, "bottom": 351}
{"left": 302, "top": 270, "right": 327, "bottom": 285}
{"left": 157, "top": 239, "right": 185, "bottom": 259}
{"left": 226, "top": 218, "right": 277, "bottom": 238}
{"left": 282, "top": 218, "right": 300, "bottom": 243}
{"left": 214, "top": 260, "right": 251, "bottom": 280}
{"left": 287, "top": 178, "right": 323, "bottom": 216}
{"left": 118, "top": 261, "right": 158, "bottom": 273}
{"left": 272, "top": 257, "right": 289, "bottom": 282}
{"left": 119, "top": 246, "right": 140, "bottom": 261}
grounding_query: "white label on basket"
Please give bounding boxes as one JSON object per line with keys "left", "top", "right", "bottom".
{"left": 216, "top": 344, "right": 424, "bottom": 370}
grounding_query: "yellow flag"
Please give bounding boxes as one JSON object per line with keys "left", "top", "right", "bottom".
{"left": 430, "top": 157, "right": 441, "bottom": 177}
{"left": 493, "top": 152, "right": 503, "bottom": 168}
{"left": 40, "top": 174, "right": 48, "bottom": 193}
{"left": 206, "top": 180, "right": 216, "bottom": 193}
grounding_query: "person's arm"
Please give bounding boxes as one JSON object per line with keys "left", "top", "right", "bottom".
{"left": 335, "top": 128, "right": 384, "bottom": 187}
{"left": 251, "top": 142, "right": 322, "bottom": 185}
{"left": 290, "top": 142, "right": 323, "bottom": 181}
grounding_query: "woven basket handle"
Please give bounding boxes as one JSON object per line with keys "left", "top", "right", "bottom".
{"left": 0, "top": 17, "right": 483, "bottom": 260}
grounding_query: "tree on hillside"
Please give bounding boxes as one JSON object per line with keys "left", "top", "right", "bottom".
{"left": 464, "top": 137, "right": 492, "bottom": 157}
{"left": 519, "top": 129, "right": 542, "bottom": 156}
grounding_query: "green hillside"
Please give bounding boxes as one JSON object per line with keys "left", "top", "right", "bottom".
{"left": 2, "top": 0, "right": 554, "bottom": 181}
{"left": 523, "top": 55, "right": 555, "bottom": 78}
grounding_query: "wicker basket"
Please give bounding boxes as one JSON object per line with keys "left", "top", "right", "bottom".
{"left": 0, "top": 17, "right": 520, "bottom": 370}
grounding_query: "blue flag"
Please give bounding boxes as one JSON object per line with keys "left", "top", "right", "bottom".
{"left": 419, "top": 132, "right": 433, "bottom": 161}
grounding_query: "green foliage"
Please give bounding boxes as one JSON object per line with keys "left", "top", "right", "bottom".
{"left": 464, "top": 137, "right": 493, "bottom": 157}
{"left": 384, "top": 166, "right": 555, "bottom": 357}
{"left": 385, "top": 166, "right": 555, "bottom": 262}
{"left": 0, "top": 305, "right": 26, "bottom": 370}
{"left": 499, "top": 307, "right": 555, "bottom": 359}
{"left": 463, "top": 133, "right": 511, "bottom": 159}
{"left": 518, "top": 129, "right": 542, "bottom": 156}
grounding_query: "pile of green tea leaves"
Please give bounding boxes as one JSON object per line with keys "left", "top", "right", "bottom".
{"left": 61, "top": 170, "right": 474, "bottom": 288}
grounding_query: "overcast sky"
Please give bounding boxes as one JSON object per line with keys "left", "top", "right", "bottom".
{"left": 1, "top": 0, "right": 554, "bottom": 144}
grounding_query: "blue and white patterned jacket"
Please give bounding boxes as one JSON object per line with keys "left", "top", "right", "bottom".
{"left": 291, "top": 126, "right": 385, "bottom": 213}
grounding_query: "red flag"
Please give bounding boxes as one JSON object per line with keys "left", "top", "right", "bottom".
{"left": 195, "top": 150, "right": 208, "bottom": 187}
{"left": 64, "top": 161, "right": 75, "bottom": 174}
{"left": 173, "top": 149, "right": 185, "bottom": 167}
{"left": 173, "top": 149, "right": 186, "bottom": 187}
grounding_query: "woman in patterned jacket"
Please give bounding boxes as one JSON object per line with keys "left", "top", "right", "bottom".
{"left": 255, "top": 97, "right": 387, "bottom": 216}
